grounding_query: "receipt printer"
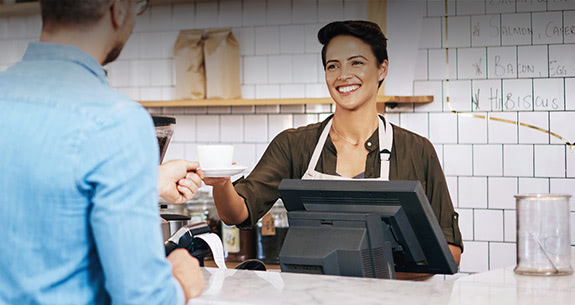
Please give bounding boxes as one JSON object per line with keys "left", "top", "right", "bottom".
{"left": 164, "top": 222, "right": 212, "bottom": 266}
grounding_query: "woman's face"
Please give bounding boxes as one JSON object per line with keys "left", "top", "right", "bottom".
{"left": 324, "top": 35, "right": 388, "bottom": 111}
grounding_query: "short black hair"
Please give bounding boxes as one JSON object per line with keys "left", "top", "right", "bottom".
{"left": 40, "top": 0, "right": 112, "bottom": 27}
{"left": 318, "top": 20, "right": 388, "bottom": 87}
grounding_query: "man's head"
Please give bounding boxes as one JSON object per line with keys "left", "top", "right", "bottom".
{"left": 39, "top": 0, "right": 148, "bottom": 65}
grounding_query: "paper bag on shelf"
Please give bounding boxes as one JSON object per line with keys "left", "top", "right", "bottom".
{"left": 174, "top": 30, "right": 206, "bottom": 100}
{"left": 203, "top": 28, "right": 242, "bottom": 99}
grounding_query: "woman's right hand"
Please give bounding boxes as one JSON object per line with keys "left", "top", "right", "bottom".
{"left": 201, "top": 162, "right": 237, "bottom": 188}
{"left": 202, "top": 177, "right": 232, "bottom": 188}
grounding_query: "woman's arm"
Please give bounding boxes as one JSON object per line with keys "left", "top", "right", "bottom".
{"left": 203, "top": 177, "right": 249, "bottom": 225}
{"left": 449, "top": 244, "right": 462, "bottom": 266}
{"left": 204, "top": 130, "right": 298, "bottom": 227}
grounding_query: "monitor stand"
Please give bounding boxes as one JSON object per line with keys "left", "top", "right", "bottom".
{"left": 279, "top": 211, "right": 396, "bottom": 279}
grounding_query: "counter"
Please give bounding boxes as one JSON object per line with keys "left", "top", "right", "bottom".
{"left": 187, "top": 257, "right": 575, "bottom": 305}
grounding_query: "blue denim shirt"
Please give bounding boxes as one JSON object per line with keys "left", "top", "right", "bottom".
{"left": 0, "top": 42, "right": 184, "bottom": 305}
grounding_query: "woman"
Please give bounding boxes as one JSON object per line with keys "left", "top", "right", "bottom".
{"left": 204, "top": 21, "right": 462, "bottom": 265}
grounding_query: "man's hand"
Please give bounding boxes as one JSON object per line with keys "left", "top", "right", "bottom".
{"left": 158, "top": 160, "right": 204, "bottom": 204}
{"left": 167, "top": 249, "right": 205, "bottom": 300}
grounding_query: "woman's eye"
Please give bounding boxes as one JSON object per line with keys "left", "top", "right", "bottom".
{"left": 327, "top": 64, "right": 338, "bottom": 70}
{"left": 352, "top": 61, "right": 364, "bottom": 66}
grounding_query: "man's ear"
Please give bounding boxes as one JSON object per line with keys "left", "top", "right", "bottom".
{"left": 109, "top": 0, "right": 128, "bottom": 30}
{"left": 378, "top": 59, "right": 388, "bottom": 83}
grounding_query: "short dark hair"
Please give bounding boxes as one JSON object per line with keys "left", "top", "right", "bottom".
{"left": 318, "top": 21, "right": 388, "bottom": 87}
{"left": 40, "top": 0, "right": 112, "bottom": 27}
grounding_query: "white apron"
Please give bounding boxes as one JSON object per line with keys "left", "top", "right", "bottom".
{"left": 302, "top": 114, "right": 393, "bottom": 181}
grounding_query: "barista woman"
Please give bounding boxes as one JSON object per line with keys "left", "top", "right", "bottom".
{"left": 204, "top": 20, "right": 463, "bottom": 264}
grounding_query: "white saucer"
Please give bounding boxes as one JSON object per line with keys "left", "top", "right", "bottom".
{"left": 201, "top": 165, "right": 247, "bottom": 177}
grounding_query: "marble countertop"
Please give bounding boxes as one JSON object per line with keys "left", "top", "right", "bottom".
{"left": 187, "top": 255, "right": 575, "bottom": 305}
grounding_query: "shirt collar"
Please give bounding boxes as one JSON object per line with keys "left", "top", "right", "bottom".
{"left": 22, "top": 42, "right": 108, "bottom": 84}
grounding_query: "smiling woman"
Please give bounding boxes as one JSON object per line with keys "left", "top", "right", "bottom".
{"left": 203, "top": 20, "right": 463, "bottom": 269}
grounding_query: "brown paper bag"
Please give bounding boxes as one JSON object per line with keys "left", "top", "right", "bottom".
{"left": 174, "top": 30, "right": 205, "bottom": 100}
{"left": 203, "top": 28, "right": 242, "bottom": 99}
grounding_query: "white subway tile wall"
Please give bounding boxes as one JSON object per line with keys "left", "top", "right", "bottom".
{"left": 399, "top": 113, "right": 428, "bottom": 138}
{"left": 414, "top": 50, "right": 428, "bottom": 80}
{"left": 489, "top": 242, "right": 516, "bottom": 270}
{"left": 3, "top": 0, "right": 574, "bottom": 275}
{"left": 487, "top": 177, "right": 516, "bottom": 209}
{"left": 518, "top": 177, "right": 550, "bottom": 194}
{"left": 429, "top": 112, "right": 458, "bottom": 143}
{"left": 460, "top": 241, "right": 489, "bottom": 273}
{"left": 456, "top": 0, "right": 485, "bottom": 16}
{"left": 399, "top": 0, "right": 575, "bottom": 273}
{"left": 565, "top": 10, "right": 575, "bottom": 43}
{"left": 474, "top": 209, "right": 503, "bottom": 241}
{"left": 443, "top": 16, "right": 471, "bottom": 48}
{"left": 568, "top": 148, "right": 575, "bottom": 177}
{"left": 473, "top": 144, "right": 503, "bottom": 176}
{"left": 455, "top": 208, "right": 473, "bottom": 240}
{"left": 518, "top": 111, "right": 549, "bottom": 144}
{"left": 457, "top": 47, "right": 487, "bottom": 79}
{"left": 550, "top": 111, "right": 575, "bottom": 144}
{"left": 458, "top": 114, "right": 487, "bottom": 144}
{"left": 427, "top": 0, "right": 456, "bottom": 17}
{"left": 472, "top": 79, "right": 500, "bottom": 111}
{"left": 504, "top": 210, "right": 516, "bottom": 242}
{"left": 219, "top": 1, "right": 243, "bottom": 27}
{"left": 459, "top": 177, "right": 488, "bottom": 208}
{"left": 419, "top": 17, "right": 442, "bottom": 49}
{"left": 220, "top": 115, "right": 245, "bottom": 143}
{"left": 444, "top": 144, "right": 473, "bottom": 176}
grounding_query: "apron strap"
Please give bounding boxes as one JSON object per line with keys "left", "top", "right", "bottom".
{"left": 304, "top": 118, "right": 333, "bottom": 175}
{"left": 378, "top": 114, "right": 393, "bottom": 180}
{"left": 304, "top": 115, "right": 393, "bottom": 181}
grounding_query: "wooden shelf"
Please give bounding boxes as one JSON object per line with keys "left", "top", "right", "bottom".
{"left": 0, "top": 1, "right": 38, "bottom": 17}
{"left": 138, "top": 96, "right": 434, "bottom": 108}
{"left": 0, "top": 0, "right": 214, "bottom": 17}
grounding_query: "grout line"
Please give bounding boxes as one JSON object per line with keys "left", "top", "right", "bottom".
{"left": 530, "top": 12, "right": 534, "bottom": 45}
{"left": 548, "top": 110, "right": 551, "bottom": 144}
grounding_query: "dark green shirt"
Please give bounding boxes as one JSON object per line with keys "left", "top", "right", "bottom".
{"left": 234, "top": 116, "right": 463, "bottom": 251}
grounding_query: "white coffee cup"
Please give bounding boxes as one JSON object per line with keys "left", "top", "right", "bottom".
{"left": 197, "top": 145, "right": 234, "bottom": 169}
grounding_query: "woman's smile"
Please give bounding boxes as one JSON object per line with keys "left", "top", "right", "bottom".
{"left": 337, "top": 84, "right": 361, "bottom": 94}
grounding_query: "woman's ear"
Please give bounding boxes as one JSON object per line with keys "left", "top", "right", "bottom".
{"left": 378, "top": 59, "right": 389, "bottom": 82}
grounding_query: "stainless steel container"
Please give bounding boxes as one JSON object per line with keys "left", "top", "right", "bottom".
{"left": 161, "top": 213, "right": 191, "bottom": 238}
{"left": 161, "top": 218, "right": 171, "bottom": 242}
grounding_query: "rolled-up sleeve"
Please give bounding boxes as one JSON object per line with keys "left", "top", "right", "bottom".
{"left": 234, "top": 131, "right": 293, "bottom": 228}
{"left": 76, "top": 106, "right": 185, "bottom": 305}
{"left": 422, "top": 138, "right": 464, "bottom": 252}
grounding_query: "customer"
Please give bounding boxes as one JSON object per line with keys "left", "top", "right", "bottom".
{"left": 204, "top": 21, "right": 463, "bottom": 265}
{"left": 0, "top": 0, "right": 204, "bottom": 304}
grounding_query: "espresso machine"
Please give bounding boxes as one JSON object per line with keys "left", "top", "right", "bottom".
{"left": 152, "top": 116, "right": 186, "bottom": 237}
